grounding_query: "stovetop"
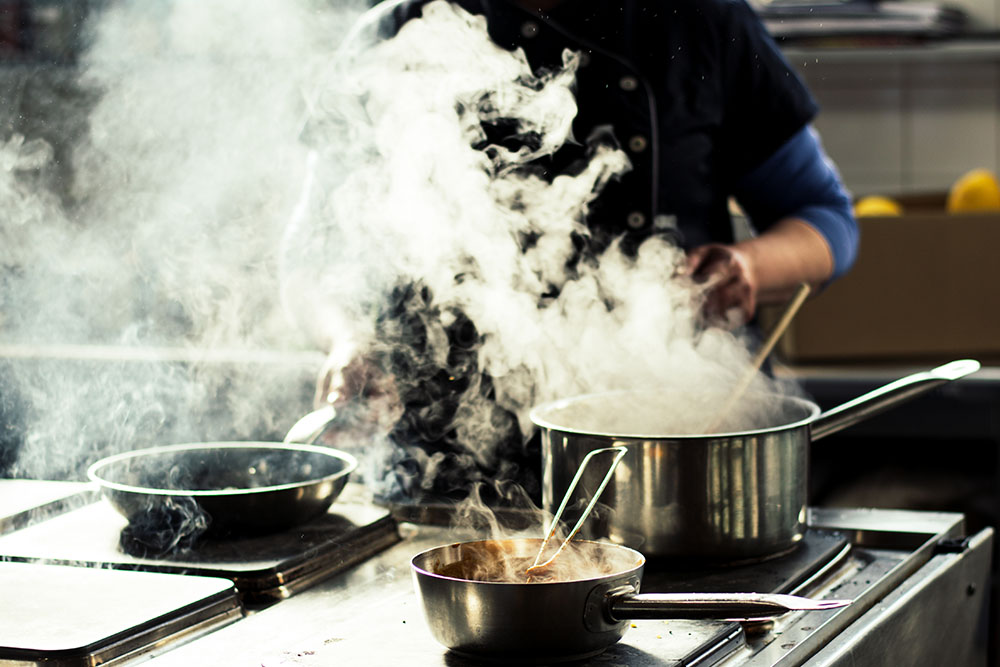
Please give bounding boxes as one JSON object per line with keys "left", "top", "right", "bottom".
{"left": 642, "top": 529, "right": 850, "bottom": 596}
{"left": 0, "top": 561, "right": 243, "bottom": 666}
{"left": 0, "top": 481, "right": 991, "bottom": 667}
{"left": 0, "top": 479, "right": 95, "bottom": 535}
{"left": 0, "top": 487, "right": 399, "bottom": 606}
{"left": 133, "top": 507, "right": 989, "bottom": 667}
{"left": 0, "top": 480, "right": 400, "bottom": 667}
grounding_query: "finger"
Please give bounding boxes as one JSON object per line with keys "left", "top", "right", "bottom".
{"left": 315, "top": 364, "right": 338, "bottom": 406}
{"left": 684, "top": 244, "right": 732, "bottom": 276}
{"left": 691, "top": 246, "right": 739, "bottom": 281}
{"left": 681, "top": 246, "right": 710, "bottom": 275}
{"left": 709, "top": 280, "right": 755, "bottom": 325}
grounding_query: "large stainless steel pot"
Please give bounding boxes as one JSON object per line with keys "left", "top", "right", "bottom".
{"left": 531, "top": 359, "right": 980, "bottom": 560}
{"left": 412, "top": 538, "right": 849, "bottom": 661}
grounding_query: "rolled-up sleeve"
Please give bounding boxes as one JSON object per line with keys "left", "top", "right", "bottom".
{"left": 734, "top": 125, "right": 859, "bottom": 280}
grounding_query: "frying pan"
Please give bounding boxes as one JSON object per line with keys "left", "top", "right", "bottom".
{"left": 87, "top": 442, "right": 357, "bottom": 536}
{"left": 411, "top": 538, "right": 849, "bottom": 661}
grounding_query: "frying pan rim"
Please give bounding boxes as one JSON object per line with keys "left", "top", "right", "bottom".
{"left": 86, "top": 441, "right": 358, "bottom": 497}
{"left": 529, "top": 389, "right": 821, "bottom": 439}
{"left": 410, "top": 537, "right": 646, "bottom": 586}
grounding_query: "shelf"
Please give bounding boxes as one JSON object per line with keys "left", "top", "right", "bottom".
{"left": 781, "top": 34, "right": 1000, "bottom": 64}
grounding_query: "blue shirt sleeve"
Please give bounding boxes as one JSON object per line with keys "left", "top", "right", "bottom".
{"left": 734, "top": 125, "right": 859, "bottom": 280}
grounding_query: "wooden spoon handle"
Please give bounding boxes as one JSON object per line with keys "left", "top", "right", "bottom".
{"left": 705, "top": 282, "right": 811, "bottom": 433}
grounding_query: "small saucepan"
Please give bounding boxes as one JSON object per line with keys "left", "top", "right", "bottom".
{"left": 411, "top": 538, "right": 849, "bottom": 662}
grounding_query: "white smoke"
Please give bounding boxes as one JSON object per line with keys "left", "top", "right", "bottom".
{"left": 0, "top": 0, "right": 782, "bottom": 490}
{"left": 285, "top": 0, "right": 779, "bottom": 485}
{"left": 0, "top": 0, "right": 370, "bottom": 479}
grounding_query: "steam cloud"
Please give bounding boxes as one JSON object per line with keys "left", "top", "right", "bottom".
{"left": 0, "top": 0, "right": 368, "bottom": 478}
{"left": 288, "top": 0, "right": 786, "bottom": 497}
{"left": 0, "top": 0, "right": 788, "bottom": 497}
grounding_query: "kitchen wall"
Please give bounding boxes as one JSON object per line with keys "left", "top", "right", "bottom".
{"left": 790, "top": 47, "right": 1000, "bottom": 198}
{"left": 945, "top": 0, "right": 1000, "bottom": 30}
{"left": 3, "top": 0, "right": 999, "bottom": 203}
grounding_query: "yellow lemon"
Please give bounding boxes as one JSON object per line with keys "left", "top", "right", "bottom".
{"left": 947, "top": 168, "right": 1000, "bottom": 213}
{"left": 853, "top": 195, "right": 903, "bottom": 217}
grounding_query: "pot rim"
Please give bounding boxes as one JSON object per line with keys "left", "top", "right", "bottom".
{"left": 411, "top": 538, "right": 646, "bottom": 586}
{"left": 529, "top": 389, "right": 821, "bottom": 440}
{"left": 86, "top": 441, "right": 358, "bottom": 497}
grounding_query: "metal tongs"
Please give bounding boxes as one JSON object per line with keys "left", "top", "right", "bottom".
{"left": 526, "top": 445, "right": 628, "bottom": 580}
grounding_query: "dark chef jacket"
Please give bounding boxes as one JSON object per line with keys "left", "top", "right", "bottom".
{"left": 389, "top": 0, "right": 820, "bottom": 255}
{"left": 373, "top": 0, "right": 822, "bottom": 504}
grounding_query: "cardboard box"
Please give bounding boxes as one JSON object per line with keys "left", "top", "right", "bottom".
{"left": 765, "top": 194, "right": 1000, "bottom": 364}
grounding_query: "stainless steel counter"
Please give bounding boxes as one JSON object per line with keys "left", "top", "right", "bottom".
{"left": 134, "top": 507, "right": 992, "bottom": 667}
{"left": 0, "top": 479, "right": 94, "bottom": 534}
{"left": 0, "top": 480, "right": 992, "bottom": 665}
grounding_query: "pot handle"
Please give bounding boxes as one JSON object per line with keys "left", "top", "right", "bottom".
{"left": 809, "top": 359, "right": 981, "bottom": 442}
{"left": 607, "top": 592, "right": 851, "bottom": 622}
{"left": 283, "top": 405, "right": 338, "bottom": 444}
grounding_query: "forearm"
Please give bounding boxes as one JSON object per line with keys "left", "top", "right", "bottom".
{"left": 732, "top": 216, "right": 834, "bottom": 306}
{"left": 735, "top": 125, "right": 858, "bottom": 290}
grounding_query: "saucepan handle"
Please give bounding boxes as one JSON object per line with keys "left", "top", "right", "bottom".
{"left": 809, "top": 359, "right": 980, "bottom": 442}
{"left": 607, "top": 592, "right": 851, "bottom": 622}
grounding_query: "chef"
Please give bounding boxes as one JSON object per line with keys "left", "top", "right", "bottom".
{"left": 320, "top": 0, "right": 859, "bottom": 504}
{"left": 386, "top": 0, "right": 859, "bottom": 324}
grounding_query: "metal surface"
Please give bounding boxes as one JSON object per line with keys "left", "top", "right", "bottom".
{"left": 0, "top": 562, "right": 242, "bottom": 666}
{"left": 739, "top": 508, "right": 979, "bottom": 666}
{"left": 803, "top": 528, "right": 994, "bottom": 667}
{"left": 607, "top": 593, "right": 849, "bottom": 621}
{"left": 528, "top": 445, "right": 626, "bottom": 576}
{"left": 87, "top": 442, "right": 357, "bottom": 535}
{"left": 533, "top": 360, "right": 980, "bottom": 559}
{"left": 0, "top": 495, "right": 399, "bottom": 606}
{"left": 640, "top": 529, "right": 852, "bottom": 597}
{"left": 0, "top": 480, "right": 94, "bottom": 535}
{"left": 536, "top": 390, "right": 815, "bottom": 560}
{"left": 283, "top": 404, "right": 337, "bottom": 445}
{"left": 809, "top": 359, "right": 981, "bottom": 439}
{"left": 131, "top": 507, "right": 984, "bottom": 667}
{"left": 412, "top": 539, "right": 638, "bottom": 662}
{"left": 0, "top": 487, "right": 983, "bottom": 666}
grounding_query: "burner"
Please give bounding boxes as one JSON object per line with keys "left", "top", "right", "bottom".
{"left": 0, "top": 561, "right": 242, "bottom": 665}
{"left": 642, "top": 529, "right": 851, "bottom": 596}
{"left": 0, "top": 499, "right": 400, "bottom": 607}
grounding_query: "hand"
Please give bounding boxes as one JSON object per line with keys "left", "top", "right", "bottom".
{"left": 316, "top": 353, "right": 397, "bottom": 407}
{"left": 683, "top": 243, "right": 758, "bottom": 327}
{"left": 313, "top": 352, "right": 403, "bottom": 446}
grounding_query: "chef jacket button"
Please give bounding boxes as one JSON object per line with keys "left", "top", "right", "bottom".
{"left": 653, "top": 213, "right": 678, "bottom": 230}
{"left": 619, "top": 75, "right": 639, "bottom": 92}
{"left": 626, "top": 211, "right": 646, "bottom": 229}
{"left": 521, "top": 20, "right": 540, "bottom": 38}
{"left": 628, "top": 135, "right": 648, "bottom": 153}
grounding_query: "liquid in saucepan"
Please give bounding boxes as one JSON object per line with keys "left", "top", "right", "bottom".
{"left": 426, "top": 539, "right": 641, "bottom": 583}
